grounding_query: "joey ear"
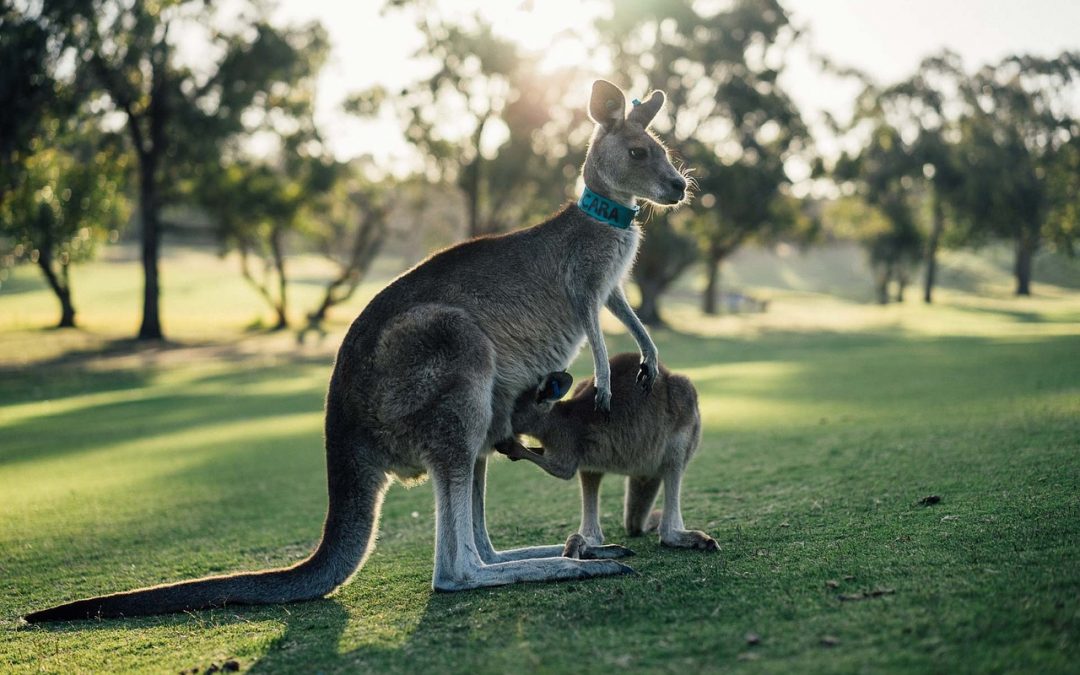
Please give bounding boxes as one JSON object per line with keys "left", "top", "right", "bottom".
{"left": 537, "top": 371, "right": 574, "bottom": 403}
{"left": 627, "top": 90, "right": 665, "bottom": 127}
{"left": 589, "top": 80, "right": 626, "bottom": 129}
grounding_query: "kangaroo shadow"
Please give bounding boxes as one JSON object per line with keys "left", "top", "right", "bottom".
{"left": 246, "top": 591, "right": 475, "bottom": 673}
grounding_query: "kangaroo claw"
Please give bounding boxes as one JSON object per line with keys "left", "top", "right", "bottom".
{"left": 637, "top": 361, "right": 657, "bottom": 394}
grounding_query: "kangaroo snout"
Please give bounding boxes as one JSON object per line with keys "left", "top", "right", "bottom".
{"left": 664, "top": 176, "right": 688, "bottom": 204}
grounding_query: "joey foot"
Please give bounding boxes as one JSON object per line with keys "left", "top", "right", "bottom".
{"left": 661, "top": 530, "right": 720, "bottom": 552}
{"left": 494, "top": 439, "right": 544, "bottom": 461}
{"left": 562, "top": 533, "right": 636, "bottom": 560}
{"left": 643, "top": 509, "right": 662, "bottom": 533}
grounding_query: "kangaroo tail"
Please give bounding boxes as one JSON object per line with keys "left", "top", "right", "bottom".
{"left": 24, "top": 431, "right": 388, "bottom": 623}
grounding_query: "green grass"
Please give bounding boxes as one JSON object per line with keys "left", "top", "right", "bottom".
{"left": 1, "top": 246, "right": 1079, "bottom": 673}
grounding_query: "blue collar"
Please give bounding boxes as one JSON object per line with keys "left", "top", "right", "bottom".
{"left": 578, "top": 187, "right": 639, "bottom": 229}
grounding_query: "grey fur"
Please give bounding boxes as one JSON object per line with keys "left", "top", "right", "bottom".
{"left": 500, "top": 353, "right": 719, "bottom": 552}
{"left": 23, "top": 80, "right": 688, "bottom": 622}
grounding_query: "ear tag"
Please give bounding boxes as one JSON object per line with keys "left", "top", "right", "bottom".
{"left": 632, "top": 98, "right": 642, "bottom": 107}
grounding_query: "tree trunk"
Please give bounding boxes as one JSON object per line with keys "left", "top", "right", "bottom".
{"left": 635, "top": 279, "right": 665, "bottom": 327}
{"left": 462, "top": 116, "right": 488, "bottom": 238}
{"left": 1014, "top": 229, "right": 1035, "bottom": 296}
{"left": 137, "top": 151, "right": 163, "bottom": 340}
{"left": 702, "top": 251, "right": 723, "bottom": 315}
{"left": 36, "top": 247, "right": 77, "bottom": 329}
{"left": 923, "top": 190, "right": 944, "bottom": 304}
{"left": 874, "top": 263, "right": 890, "bottom": 305}
{"left": 270, "top": 226, "right": 288, "bottom": 330}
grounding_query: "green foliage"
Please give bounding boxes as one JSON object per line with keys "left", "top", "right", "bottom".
{"left": 1043, "top": 137, "right": 1080, "bottom": 256}
{"left": 0, "top": 5, "right": 58, "bottom": 179}
{"left": 0, "top": 119, "right": 129, "bottom": 266}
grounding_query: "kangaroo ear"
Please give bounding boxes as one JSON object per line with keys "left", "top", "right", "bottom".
{"left": 537, "top": 371, "right": 574, "bottom": 403}
{"left": 627, "top": 90, "right": 665, "bottom": 127}
{"left": 589, "top": 80, "right": 626, "bottom": 129}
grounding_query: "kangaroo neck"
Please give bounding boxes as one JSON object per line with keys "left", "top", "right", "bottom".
{"left": 578, "top": 186, "right": 639, "bottom": 230}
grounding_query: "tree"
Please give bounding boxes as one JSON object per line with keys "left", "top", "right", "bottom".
{"left": 0, "top": 7, "right": 129, "bottom": 328}
{"left": 33, "top": 1, "right": 330, "bottom": 338}
{"left": 631, "top": 212, "right": 698, "bottom": 326}
{"left": 596, "top": 0, "right": 810, "bottom": 315}
{"left": 200, "top": 148, "right": 336, "bottom": 331}
{"left": 952, "top": 52, "right": 1080, "bottom": 295}
{"left": 876, "top": 51, "right": 968, "bottom": 303}
{"left": 833, "top": 123, "right": 924, "bottom": 304}
{"left": 299, "top": 170, "right": 393, "bottom": 341}
{"left": 0, "top": 116, "right": 129, "bottom": 327}
{"left": 351, "top": 6, "right": 590, "bottom": 238}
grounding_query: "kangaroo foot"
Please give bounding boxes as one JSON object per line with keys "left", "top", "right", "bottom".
{"left": 661, "top": 529, "right": 720, "bottom": 552}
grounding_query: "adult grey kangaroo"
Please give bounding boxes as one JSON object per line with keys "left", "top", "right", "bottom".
{"left": 23, "top": 79, "right": 688, "bottom": 622}
{"left": 499, "top": 353, "right": 719, "bottom": 552}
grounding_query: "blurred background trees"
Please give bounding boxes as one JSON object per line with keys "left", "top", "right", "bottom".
{"left": 1, "top": 0, "right": 1078, "bottom": 336}
{"left": 950, "top": 54, "right": 1080, "bottom": 296}
{"left": 598, "top": 0, "right": 811, "bottom": 318}
{"left": 14, "top": 0, "right": 330, "bottom": 339}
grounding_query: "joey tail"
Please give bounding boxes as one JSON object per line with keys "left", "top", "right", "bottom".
{"left": 23, "top": 428, "right": 388, "bottom": 623}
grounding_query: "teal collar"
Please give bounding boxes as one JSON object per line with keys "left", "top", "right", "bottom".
{"left": 578, "top": 187, "right": 639, "bottom": 229}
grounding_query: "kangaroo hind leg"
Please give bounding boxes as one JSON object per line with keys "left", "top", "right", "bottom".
{"left": 431, "top": 450, "right": 635, "bottom": 591}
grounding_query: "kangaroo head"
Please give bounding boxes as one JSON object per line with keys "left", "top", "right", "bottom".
{"left": 582, "top": 79, "right": 688, "bottom": 208}
{"left": 510, "top": 371, "right": 575, "bottom": 434}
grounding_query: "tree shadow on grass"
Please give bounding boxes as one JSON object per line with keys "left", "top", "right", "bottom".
{"left": 947, "top": 303, "right": 1054, "bottom": 324}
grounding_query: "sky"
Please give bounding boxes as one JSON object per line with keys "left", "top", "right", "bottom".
{"left": 270, "top": 0, "right": 1080, "bottom": 166}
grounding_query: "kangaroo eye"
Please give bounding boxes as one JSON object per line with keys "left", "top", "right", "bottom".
{"left": 629, "top": 147, "right": 647, "bottom": 160}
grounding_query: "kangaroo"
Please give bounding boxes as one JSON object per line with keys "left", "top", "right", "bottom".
{"left": 498, "top": 353, "right": 719, "bottom": 552}
{"left": 24, "top": 80, "right": 689, "bottom": 622}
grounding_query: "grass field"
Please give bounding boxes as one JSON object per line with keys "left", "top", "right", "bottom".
{"left": 1, "top": 245, "right": 1079, "bottom": 673}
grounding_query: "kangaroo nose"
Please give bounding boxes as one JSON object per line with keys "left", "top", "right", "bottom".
{"left": 672, "top": 177, "right": 687, "bottom": 193}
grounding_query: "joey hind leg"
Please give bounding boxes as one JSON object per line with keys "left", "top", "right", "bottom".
{"left": 658, "top": 466, "right": 719, "bottom": 552}
{"left": 578, "top": 471, "right": 605, "bottom": 545}
{"left": 624, "top": 475, "right": 663, "bottom": 537}
{"left": 563, "top": 472, "right": 634, "bottom": 559}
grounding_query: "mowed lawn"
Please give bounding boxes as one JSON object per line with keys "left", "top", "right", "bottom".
{"left": 1, "top": 248, "right": 1078, "bottom": 673}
